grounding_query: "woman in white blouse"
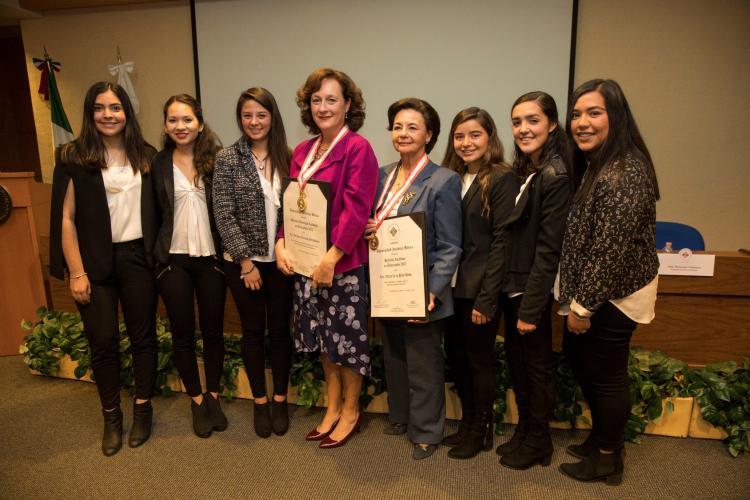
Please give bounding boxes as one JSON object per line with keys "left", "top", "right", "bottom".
{"left": 50, "top": 82, "right": 158, "bottom": 456}
{"left": 152, "top": 94, "right": 226, "bottom": 438}
{"left": 213, "top": 88, "right": 294, "bottom": 438}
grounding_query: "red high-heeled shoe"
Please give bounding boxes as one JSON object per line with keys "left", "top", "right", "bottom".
{"left": 319, "top": 414, "right": 363, "bottom": 449}
{"left": 305, "top": 417, "right": 340, "bottom": 441}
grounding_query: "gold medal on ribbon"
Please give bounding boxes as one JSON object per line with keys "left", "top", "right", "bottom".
{"left": 369, "top": 234, "right": 379, "bottom": 251}
{"left": 297, "top": 191, "right": 307, "bottom": 212}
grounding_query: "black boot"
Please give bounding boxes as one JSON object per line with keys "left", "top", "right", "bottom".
{"left": 101, "top": 407, "right": 123, "bottom": 456}
{"left": 191, "top": 396, "right": 213, "bottom": 438}
{"left": 495, "top": 420, "right": 528, "bottom": 456}
{"left": 253, "top": 401, "right": 272, "bottom": 438}
{"left": 559, "top": 448, "right": 624, "bottom": 486}
{"left": 128, "top": 400, "right": 153, "bottom": 448}
{"left": 500, "top": 439, "right": 553, "bottom": 470}
{"left": 448, "top": 412, "right": 493, "bottom": 459}
{"left": 443, "top": 404, "right": 473, "bottom": 447}
{"left": 271, "top": 398, "right": 289, "bottom": 436}
{"left": 205, "top": 393, "right": 228, "bottom": 431}
{"left": 567, "top": 431, "right": 597, "bottom": 459}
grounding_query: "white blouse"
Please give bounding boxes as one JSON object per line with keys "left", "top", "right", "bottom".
{"left": 169, "top": 165, "right": 215, "bottom": 257}
{"left": 251, "top": 169, "right": 281, "bottom": 262}
{"left": 101, "top": 163, "right": 143, "bottom": 243}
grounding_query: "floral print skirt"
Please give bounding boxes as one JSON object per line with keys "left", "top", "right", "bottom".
{"left": 293, "top": 266, "right": 370, "bottom": 376}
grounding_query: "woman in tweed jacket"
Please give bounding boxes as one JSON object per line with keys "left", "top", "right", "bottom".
{"left": 558, "top": 79, "right": 660, "bottom": 486}
{"left": 213, "top": 87, "right": 294, "bottom": 438}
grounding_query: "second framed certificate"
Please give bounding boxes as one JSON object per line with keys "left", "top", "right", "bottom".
{"left": 368, "top": 212, "right": 428, "bottom": 320}
{"left": 281, "top": 178, "right": 331, "bottom": 278}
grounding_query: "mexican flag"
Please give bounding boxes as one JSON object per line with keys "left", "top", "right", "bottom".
{"left": 33, "top": 54, "right": 74, "bottom": 147}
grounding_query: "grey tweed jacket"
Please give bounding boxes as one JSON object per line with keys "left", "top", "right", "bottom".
{"left": 213, "top": 136, "right": 275, "bottom": 261}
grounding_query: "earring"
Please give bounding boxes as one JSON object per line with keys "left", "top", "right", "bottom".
{"left": 345, "top": 111, "right": 349, "bottom": 120}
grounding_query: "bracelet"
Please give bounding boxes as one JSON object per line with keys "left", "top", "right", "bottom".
{"left": 71, "top": 272, "right": 87, "bottom": 280}
{"left": 240, "top": 264, "right": 256, "bottom": 278}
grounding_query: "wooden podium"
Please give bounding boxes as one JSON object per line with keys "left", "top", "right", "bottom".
{"left": 0, "top": 172, "right": 46, "bottom": 355}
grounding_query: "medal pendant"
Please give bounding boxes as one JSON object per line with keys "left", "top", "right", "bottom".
{"left": 297, "top": 192, "right": 307, "bottom": 213}
{"left": 369, "top": 234, "right": 379, "bottom": 251}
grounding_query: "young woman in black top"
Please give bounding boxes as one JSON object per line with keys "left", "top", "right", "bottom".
{"left": 152, "top": 94, "right": 227, "bottom": 438}
{"left": 50, "top": 82, "right": 158, "bottom": 456}
{"left": 495, "top": 92, "right": 572, "bottom": 470}
{"left": 558, "top": 79, "right": 659, "bottom": 485}
{"left": 442, "top": 108, "right": 519, "bottom": 459}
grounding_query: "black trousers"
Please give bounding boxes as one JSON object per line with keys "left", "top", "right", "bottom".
{"left": 224, "top": 259, "right": 293, "bottom": 398}
{"left": 562, "top": 301, "right": 637, "bottom": 451}
{"left": 382, "top": 319, "right": 446, "bottom": 444}
{"left": 444, "top": 298, "right": 498, "bottom": 424}
{"left": 76, "top": 240, "right": 157, "bottom": 409}
{"left": 503, "top": 294, "right": 556, "bottom": 447}
{"left": 157, "top": 254, "right": 226, "bottom": 396}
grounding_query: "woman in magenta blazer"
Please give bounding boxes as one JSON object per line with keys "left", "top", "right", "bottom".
{"left": 276, "top": 68, "right": 378, "bottom": 449}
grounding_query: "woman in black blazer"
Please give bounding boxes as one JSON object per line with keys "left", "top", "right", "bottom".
{"left": 442, "top": 108, "right": 519, "bottom": 459}
{"left": 50, "top": 82, "right": 158, "bottom": 456}
{"left": 495, "top": 92, "right": 572, "bottom": 470}
{"left": 152, "top": 94, "right": 227, "bottom": 438}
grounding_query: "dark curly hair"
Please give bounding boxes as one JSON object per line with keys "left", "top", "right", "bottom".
{"left": 296, "top": 68, "right": 365, "bottom": 134}
{"left": 161, "top": 94, "right": 222, "bottom": 187}
{"left": 386, "top": 97, "right": 440, "bottom": 154}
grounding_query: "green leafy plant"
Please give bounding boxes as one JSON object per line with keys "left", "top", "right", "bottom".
{"left": 491, "top": 337, "right": 511, "bottom": 435}
{"left": 625, "top": 348, "right": 690, "bottom": 442}
{"left": 554, "top": 352, "right": 588, "bottom": 429}
{"left": 289, "top": 353, "right": 324, "bottom": 408}
{"left": 688, "top": 359, "right": 750, "bottom": 457}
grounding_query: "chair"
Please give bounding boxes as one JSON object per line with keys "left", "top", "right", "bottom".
{"left": 655, "top": 221, "right": 705, "bottom": 251}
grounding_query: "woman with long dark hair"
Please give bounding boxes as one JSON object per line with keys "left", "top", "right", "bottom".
{"left": 213, "top": 87, "right": 294, "bottom": 438}
{"left": 152, "top": 94, "right": 226, "bottom": 438}
{"left": 494, "top": 92, "right": 572, "bottom": 470}
{"left": 558, "top": 79, "right": 659, "bottom": 485}
{"left": 50, "top": 81, "right": 158, "bottom": 455}
{"left": 442, "top": 107, "right": 518, "bottom": 459}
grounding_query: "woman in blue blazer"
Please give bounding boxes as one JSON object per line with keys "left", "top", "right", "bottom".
{"left": 365, "top": 98, "right": 462, "bottom": 460}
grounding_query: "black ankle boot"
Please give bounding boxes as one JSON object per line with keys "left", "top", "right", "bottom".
{"left": 101, "top": 407, "right": 123, "bottom": 456}
{"left": 448, "top": 417, "right": 493, "bottom": 459}
{"left": 559, "top": 448, "right": 624, "bottom": 486}
{"left": 191, "top": 396, "right": 213, "bottom": 438}
{"left": 253, "top": 401, "right": 272, "bottom": 438}
{"left": 567, "top": 431, "right": 597, "bottom": 459}
{"left": 205, "top": 393, "right": 228, "bottom": 431}
{"left": 443, "top": 415, "right": 473, "bottom": 447}
{"left": 500, "top": 440, "right": 553, "bottom": 470}
{"left": 271, "top": 399, "right": 289, "bottom": 436}
{"left": 129, "top": 400, "right": 153, "bottom": 448}
{"left": 495, "top": 421, "right": 528, "bottom": 456}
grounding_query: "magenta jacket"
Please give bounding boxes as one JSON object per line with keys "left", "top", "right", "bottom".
{"left": 279, "top": 130, "right": 379, "bottom": 274}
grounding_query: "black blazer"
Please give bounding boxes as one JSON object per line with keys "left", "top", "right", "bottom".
{"left": 501, "top": 157, "right": 570, "bottom": 324}
{"left": 453, "top": 168, "right": 519, "bottom": 319}
{"left": 49, "top": 145, "right": 157, "bottom": 281}
{"left": 151, "top": 148, "right": 221, "bottom": 267}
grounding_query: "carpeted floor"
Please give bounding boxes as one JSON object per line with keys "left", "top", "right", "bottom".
{"left": 1, "top": 355, "right": 748, "bottom": 500}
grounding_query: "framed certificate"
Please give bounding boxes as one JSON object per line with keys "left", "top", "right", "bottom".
{"left": 281, "top": 178, "right": 331, "bottom": 278}
{"left": 368, "top": 212, "right": 429, "bottom": 320}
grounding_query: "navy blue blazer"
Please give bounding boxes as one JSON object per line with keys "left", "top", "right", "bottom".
{"left": 375, "top": 160, "right": 462, "bottom": 321}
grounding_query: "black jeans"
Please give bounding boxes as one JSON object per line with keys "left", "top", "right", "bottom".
{"left": 562, "top": 301, "right": 637, "bottom": 451}
{"left": 444, "top": 298, "right": 499, "bottom": 423}
{"left": 76, "top": 240, "right": 157, "bottom": 409}
{"left": 224, "top": 259, "right": 292, "bottom": 398}
{"left": 503, "top": 294, "right": 556, "bottom": 447}
{"left": 156, "top": 254, "right": 226, "bottom": 396}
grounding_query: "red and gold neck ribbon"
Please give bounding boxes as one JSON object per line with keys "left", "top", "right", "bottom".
{"left": 372, "top": 154, "right": 429, "bottom": 230}
{"left": 298, "top": 125, "right": 349, "bottom": 192}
